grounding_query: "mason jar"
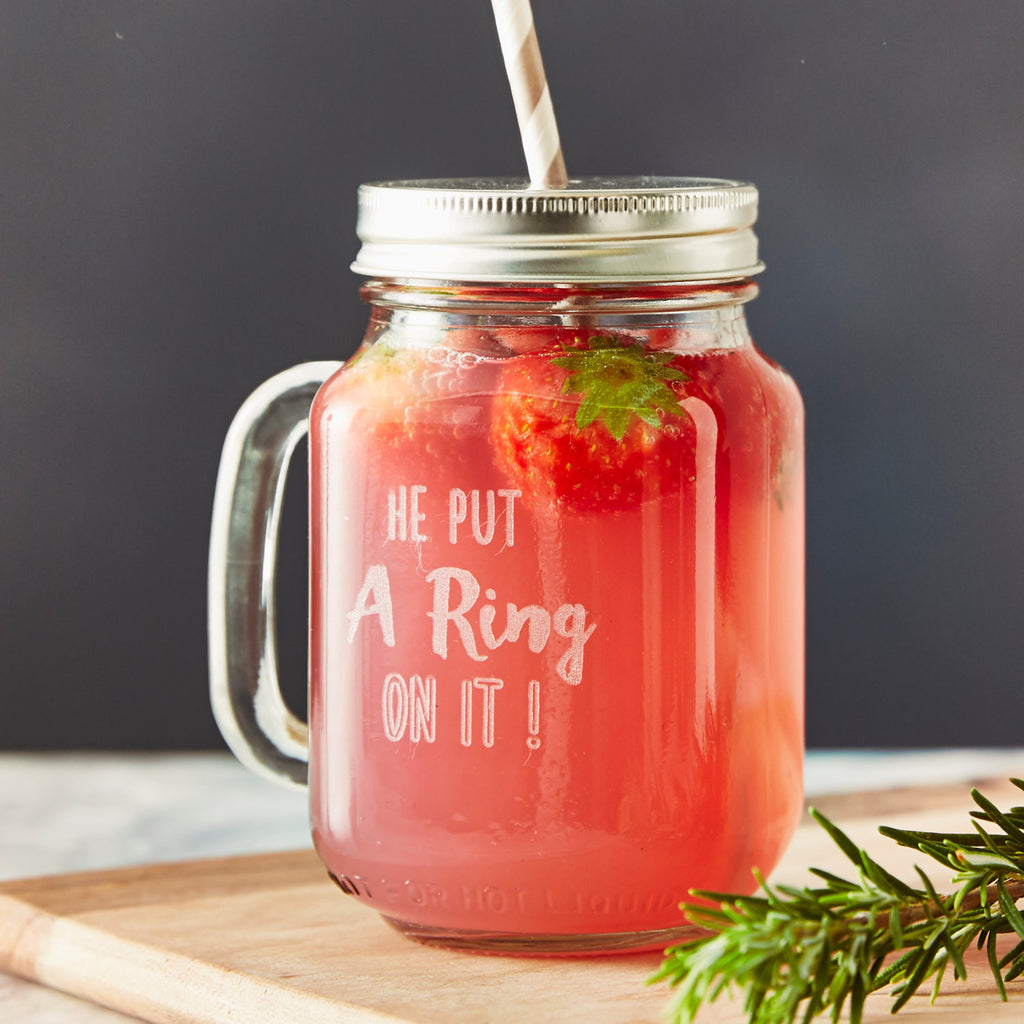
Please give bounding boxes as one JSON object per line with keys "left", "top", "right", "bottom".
{"left": 209, "top": 177, "right": 804, "bottom": 954}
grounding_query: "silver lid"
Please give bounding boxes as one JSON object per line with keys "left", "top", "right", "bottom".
{"left": 351, "top": 177, "right": 763, "bottom": 283}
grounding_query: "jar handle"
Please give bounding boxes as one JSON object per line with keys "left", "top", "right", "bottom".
{"left": 208, "top": 361, "right": 342, "bottom": 789}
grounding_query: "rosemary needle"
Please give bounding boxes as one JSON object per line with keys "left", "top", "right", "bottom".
{"left": 651, "top": 778, "right": 1024, "bottom": 1024}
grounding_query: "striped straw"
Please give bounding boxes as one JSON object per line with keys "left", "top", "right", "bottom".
{"left": 490, "top": 0, "right": 569, "bottom": 188}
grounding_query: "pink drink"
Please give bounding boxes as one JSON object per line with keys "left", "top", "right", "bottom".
{"left": 308, "top": 285, "right": 804, "bottom": 951}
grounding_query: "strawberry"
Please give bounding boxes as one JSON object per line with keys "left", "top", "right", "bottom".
{"left": 342, "top": 328, "right": 506, "bottom": 409}
{"left": 490, "top": 334, "right": 694, "bottom": 513}
{"left": 321, "top": 336, "right": 505, "bottom": 486}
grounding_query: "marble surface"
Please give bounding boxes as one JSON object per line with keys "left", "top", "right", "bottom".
{"left": 0, "top": 752, "right": 310, "bottom": 883}
{"left": 2, "top": 749, "right": 1024, "bottom": 1023}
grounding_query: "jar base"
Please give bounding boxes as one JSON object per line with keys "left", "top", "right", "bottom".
{"left": 380, "top": 915, "right": 704, "bottom": 956}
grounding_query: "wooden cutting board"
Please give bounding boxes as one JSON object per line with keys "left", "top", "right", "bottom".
{"left": 2, "top": 780, "right": 1024, "bottom": 1024}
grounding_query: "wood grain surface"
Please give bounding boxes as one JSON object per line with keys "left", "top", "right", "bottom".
{"left": 2, "top": 779, "right": 1024, "bottom": 1024}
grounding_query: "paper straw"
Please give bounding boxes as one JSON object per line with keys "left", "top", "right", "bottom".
{"left": 490, "top": 0, "right": 569, "bottom": 188}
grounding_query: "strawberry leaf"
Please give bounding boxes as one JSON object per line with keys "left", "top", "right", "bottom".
{"left": 553, "top": 335, "right": 689, "bottom": 441}
{"left": 603, "top": 405, "right": 632, "bottom": 441}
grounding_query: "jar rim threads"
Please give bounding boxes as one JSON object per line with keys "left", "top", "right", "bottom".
{"left": 351, "top": 177, "right": 763, "bottom": 284}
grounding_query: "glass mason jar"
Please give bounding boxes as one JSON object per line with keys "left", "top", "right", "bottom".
{"left": 209, "top": 178, "right": 804, "bottom": 954}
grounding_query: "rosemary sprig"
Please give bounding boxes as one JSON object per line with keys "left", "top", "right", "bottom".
{"left": 651, "top": 778, "right": 1024, "bottom": 1024}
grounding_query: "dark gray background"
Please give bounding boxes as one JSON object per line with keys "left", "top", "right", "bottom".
{"left": 2, "top": 2, "right": 1022, "bottom": 750}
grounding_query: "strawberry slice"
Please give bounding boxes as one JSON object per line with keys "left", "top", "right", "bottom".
{"left": 490, "top": 334, "right": 694, "bottom": 513}
{"left": 323, "top": 336, "right": 505, "bottom": 488}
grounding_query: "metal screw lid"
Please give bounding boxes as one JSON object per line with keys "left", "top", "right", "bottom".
{"left": 351, "top": 177, "right": 763, "bottom": 284}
